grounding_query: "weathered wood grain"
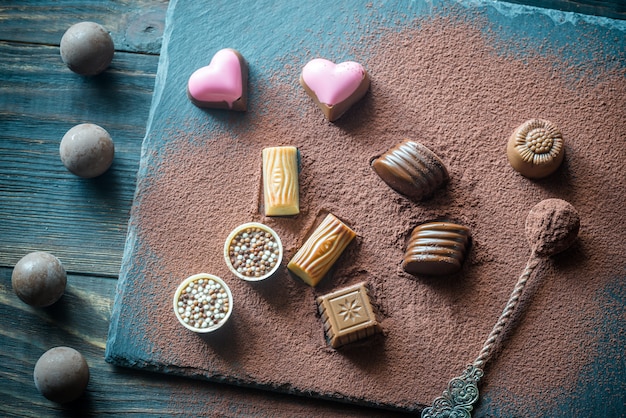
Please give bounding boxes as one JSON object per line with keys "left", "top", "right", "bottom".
{"left": 0, "top": 1, "right": 167, "bottom": 54}
{"left": 0, "top": 41, "right": 158, "bottom": 277}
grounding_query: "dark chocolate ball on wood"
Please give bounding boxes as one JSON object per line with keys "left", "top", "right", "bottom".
{"left": 60, "top": 123, "right": 115, "bottom": 178}
{"left": 34, "top": 347, "right": 90, "bottom": 403}
{"left": 12, "top": 251, "right": 67, "bottom": 307}
{"left": 60, "top": 21, "right": 114, "bottom": 75}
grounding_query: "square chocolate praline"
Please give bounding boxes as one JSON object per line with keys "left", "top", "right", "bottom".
{"left": 316, "top": 282, "right": 382, "bottom": 349}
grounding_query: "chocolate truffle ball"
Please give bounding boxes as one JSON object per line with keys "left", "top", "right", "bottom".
{"left": 60, "top": 22, "right": 114, "bottom": 76}
{"left": 60, "top": 123, "right": 115, "bottom": 178}
{"left": 34, "top": 347, "right": 90, "bottom": 403}
{"left": 12, "top": 251, "right": 67, "bottom": 307}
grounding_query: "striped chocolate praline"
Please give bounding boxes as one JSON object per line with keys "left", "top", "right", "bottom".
{"left": 402, "top": 222, "right": 471, "bottom": 276}
{"left": 372, "top": 139, "right": 449, "bottom": 201}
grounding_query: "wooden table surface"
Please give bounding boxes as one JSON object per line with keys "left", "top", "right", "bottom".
{"left": 1, "top": 1, "right": 623, "bottom": 416}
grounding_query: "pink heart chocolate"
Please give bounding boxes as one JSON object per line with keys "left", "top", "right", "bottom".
{"left": 187, "top": 48, "right": 248, "bottom": 111}
{"left": 300, "top": 58, "right": 370, "bottom": 121}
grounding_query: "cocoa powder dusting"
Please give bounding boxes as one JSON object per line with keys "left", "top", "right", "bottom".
{"left": 125, "top": 14, "right": 625, "bottom": 415}
{"left": 525, "top": 198, "right": 581, "bottom": 257}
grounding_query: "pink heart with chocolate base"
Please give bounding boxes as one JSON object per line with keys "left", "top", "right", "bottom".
{"left": 187, "top": 48, "right": 248, "bottom": 111}
{"left": 300, "top": 58, "right": 370, "bottom": 122}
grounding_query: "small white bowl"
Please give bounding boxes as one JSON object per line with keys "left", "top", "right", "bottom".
{"left": 173, "top": 273, "right": 233, "bottom": 333}
{"left": 223, "top": 222, "right": 283, "bottom": 282}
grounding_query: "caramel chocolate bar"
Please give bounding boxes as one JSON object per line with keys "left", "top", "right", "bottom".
{"left": 262, "top": 146, "right": 300, "bottom": 216}
{"left": 317, "top": 282, "right": 382, "bottom": 348}
{"left": 402, "top": 222, "right": 470, "bottom": 276}
{"left": 372, "top": 139, "right": 448, "bottom": 201}
{"left": 287, "top": 213, "right": 356, "bottom": 286}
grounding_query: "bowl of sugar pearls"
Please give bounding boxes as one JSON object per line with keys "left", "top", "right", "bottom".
{"left": 224, "top": 222, "right": 283, "bottom": 282}
{"left": 173, "top": 273, "right": 233, "bottom": 333}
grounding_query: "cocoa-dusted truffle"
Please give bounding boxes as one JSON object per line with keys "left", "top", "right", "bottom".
{"left": 12, "top": 251, "right": 66, "bottom": 307}
{"left": 60, "top": 22, "right": 114, "bottom": 76}
{"left": 507, "top": 119, "right": 565, "bottom": 179}
{"left": 60, "top": 123, "right": 115, "bottom": 178}
{"left": 34, "top": 347, "right": 89, "bottom": 403}
{"left": 525, "top": 198, "right": 580, "bottom": 257}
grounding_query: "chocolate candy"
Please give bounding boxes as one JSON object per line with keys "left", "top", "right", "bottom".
{"left": 60, "top": 22, "right": 114, "bottom": 76}
{"left": 300, "top": 58, "right": 370, "bottom": 122}
{"left": 173, "top": 273, "right": 233, "bottom": 333}
{"left": 60, "top": 123, "right": 115, "bottom": 178}
{"left": 12, "top": 251, "right": 67, "bottom": 307}
{"left": 372, "top": 139, "right": 449, "bottom": 201}
{"left": 224, "top": 222, "right": 283, "bottom": 281}
{"left": 317, "top": 282, "right": 382, "bottom": 348}
{"left": 506, "top": 119, "right": 565, "bottom": 179}
{"left": 287, "top": 213, "right": 356, "bottom": 286}
{"left": 402, "top": 222, "right": 470, "bottom": 276}
{"left": 33, "top": 347, "right": 90, "bottom": 403}
{"left": 262, "top": 146, "right": 300, "bottom": 216}
{"left": 187, "top": 48, "right": 248, "bottom": 111}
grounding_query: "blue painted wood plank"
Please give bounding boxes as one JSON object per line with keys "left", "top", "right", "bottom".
{"left": 0, "top": 1, "right": 167, "bottom": 54}
{"left": 0, "top": 41, "right": 159, "bottom": 276}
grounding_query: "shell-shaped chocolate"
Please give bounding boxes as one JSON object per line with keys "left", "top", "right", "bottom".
{"left": 372, "top": 140, "right": 449, "bottom": 201}
{"left": 402, "top": 222, "right": 470, "bottom": 276}
{"left": 506, "top": 119, "right": 565, "bottom": 179}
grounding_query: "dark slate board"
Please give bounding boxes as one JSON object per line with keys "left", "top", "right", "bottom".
{"left": 106, "top": 0, "right": 626, "bottom": 414}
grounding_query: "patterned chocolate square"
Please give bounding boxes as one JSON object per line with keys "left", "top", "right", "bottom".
{"left": 317, "top": 282, "right": 382, "bottom": 348}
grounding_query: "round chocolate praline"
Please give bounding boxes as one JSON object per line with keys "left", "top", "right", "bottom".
{"left": 507, "top": 119, "right": 565, "bottom": 179}
{"left": 12, "top": 251, "right": 67, "bottom": 307}
{"left": 60, "top": 123, "right": 115, "bottom": 178}
{"left": 60, "top": 22, "right": 114, "bottom": 76}
{"left": 34, "top": 347, "right": 90, "bottom": 403}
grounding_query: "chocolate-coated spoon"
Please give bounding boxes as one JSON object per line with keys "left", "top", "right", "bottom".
{"left": 421, "top": 199, "right": 580, "bottom": 418}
